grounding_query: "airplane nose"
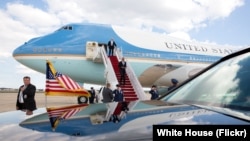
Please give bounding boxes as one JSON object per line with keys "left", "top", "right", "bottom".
{"left": 12, "top": 40, "right": 35, "bottom": 62}
{"left": 13, "top": 36, "right": 45, "bottom": 60}
{"left": 12, "top": 36, "right": 44, "bottom": 69}
{"left": 12, "top": 38, "right": 48, "bottom": 74}
{"left": 13, "top": 42, "right": 27, "bottom": 57}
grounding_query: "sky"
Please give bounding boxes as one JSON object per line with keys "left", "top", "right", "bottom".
{"left": 0, "top": 0, "right": 249, "bottom": 89}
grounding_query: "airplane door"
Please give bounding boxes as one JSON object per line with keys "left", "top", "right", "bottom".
{"left": 86, "top": 41, "right": 98, "bottom": 59}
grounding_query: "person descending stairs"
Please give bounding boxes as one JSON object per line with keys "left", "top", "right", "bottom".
{"left": 89, "top": 41, "right": 146, "bottom": 123}
{"left": 109, "top": 56, "right": 139, "bottom": 102}
{"left": 107, "top": 56, "right": 139, "bottom": 122}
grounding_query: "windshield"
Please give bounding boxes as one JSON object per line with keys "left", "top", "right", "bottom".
{"left": 162, "top": 52, "right": 250, "bottom": 118}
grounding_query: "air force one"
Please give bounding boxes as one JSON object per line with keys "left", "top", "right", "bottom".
{"left": 12, "top": 23, "right": 241, "bottom": 88}
{"left": 11, "top": 47, "right": 250, "bottom": 140}
{"left": 9, "top": 23, "right": 250, "bottom": 140}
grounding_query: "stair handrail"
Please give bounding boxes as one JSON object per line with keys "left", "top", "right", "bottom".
{"left": 100, "top": 46, "right": 118, "bottom": 90}
{"left": 126, "top": 62, "right": 147, "bottom": 100}
{"left": 99, "top": 46, "right": 120, "bottom": 121}
{"left": 99, "top": 45, "right": 108, "bottom": 68}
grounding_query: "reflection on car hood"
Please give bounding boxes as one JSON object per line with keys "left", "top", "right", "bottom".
{"left": 118, "top": 103, "right": 250, "bottom": 131}
{"left": 157, "top": 104, "right": 250, "bottom": 125}
{"left": 0, "top": 103, "right": 250, "bottom": 140}
{"left": 189, "top": 104, "right": 250, "bottom": 121}
{"left": 20, "top": 102, "right": 250, "bottom": 137}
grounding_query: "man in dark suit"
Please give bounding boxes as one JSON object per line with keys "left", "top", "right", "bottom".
{"left": 107, "top": 38, "right": 117, "bottom": 56}
{"left": 168, "top": 78, "right": 179, "bottom": 91}
{"left": 118, "top": 57, "right": 127, "bottom": 85}
{"left": 149, "top": 85, "right": 159, "bottom": 100}
{"left": 102, "top": 83, "right": 114, "bottom": 103}
{"left": 113, "top": 84, "right": 124, "bottom": 102}
{"left": 89, "top": 87, "right": 96, "bottom": 104}
{"left": 16, "top": 76, "right": 37, "bottom": 115}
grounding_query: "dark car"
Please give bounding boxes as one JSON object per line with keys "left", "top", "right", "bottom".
{"left": 160, "top": 48, "right": 250, "bottom": 124}
{"left": 152, "top": 47, "right": 250, "bottom": 139}
{"left": 160, "top": 46, "right": 250, "bottom": 122}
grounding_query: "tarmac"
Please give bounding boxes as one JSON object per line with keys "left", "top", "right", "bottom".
{"left": 1, "top": 92, "right": 152, "bottom": 113}
{"left": 0, "top": 92, "right": 79, "bottom": 113}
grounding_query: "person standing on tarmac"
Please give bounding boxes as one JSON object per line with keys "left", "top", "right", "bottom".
{"left": 149, "top": 85, "right": 159, "bottom": 100}
{"left": 102, "top": 83, "right": 113, "bottom": 103}
{"left": 89, "top": 87, "right": 96, "bottom": 104}
{"left": 168, "top": 78, "right": 179, "bottom": 91}
{"left": 16, "top": 76, "right": 37, "bottom": 115}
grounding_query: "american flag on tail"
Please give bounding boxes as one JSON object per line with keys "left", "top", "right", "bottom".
{"left": 45, "top": 60, "right": 90, "bottom": 97}
{"left": 47, "top": 104, "right": 88, "bottom": 130}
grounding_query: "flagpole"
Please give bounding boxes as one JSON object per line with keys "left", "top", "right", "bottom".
{"left": 45, "top": 93, "right": 47, "bottom": 108}
{"left": 45, "top": 60, "right": 48, "bottom": 108}
{"left": 45, "top": 92, "right": 47, "bottom": 108}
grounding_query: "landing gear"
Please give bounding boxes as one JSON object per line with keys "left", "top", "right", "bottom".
{"left": 77, "top": 96, "right": 88, "bottom": 104}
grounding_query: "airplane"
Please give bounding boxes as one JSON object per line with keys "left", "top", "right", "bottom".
{"left": 16, "top": 46, "right": 250, "bottom": 140}
{"left": 7, "top": 23, "right": 250, "bottom": 140}
{"left": 12, "top": 22, "right": 242, "bottom": 91}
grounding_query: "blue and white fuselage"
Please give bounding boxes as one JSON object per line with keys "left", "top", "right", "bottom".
{"left": 13, "top": 23, "right": 239, "bottom": 87}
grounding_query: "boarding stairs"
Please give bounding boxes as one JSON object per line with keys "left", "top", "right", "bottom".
{"left": 86, "top": 41, "right": 146, "bottom": 122}
{"left": 109, "top": 56, "right": 139, "bottom": 102}
{"left": 109, "top": 55, "right": 137, "bottom": 119}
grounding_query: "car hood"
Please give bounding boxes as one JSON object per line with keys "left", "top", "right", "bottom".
{"left": 132, "top": 100, "right": 250, "bottom": 125}
{"left": 1, "top": 103, "right": 249, "bottom": 140}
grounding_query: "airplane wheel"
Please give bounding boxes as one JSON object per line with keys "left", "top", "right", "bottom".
{"left": 77, "top": 96, "right": 88, "bottom": 104}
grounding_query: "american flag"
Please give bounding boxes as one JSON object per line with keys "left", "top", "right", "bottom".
{"left": 45, "top": 60, "right": 90, "bottom": 97}
{"left": 55, "top": 72, "right": 82, "bottom": 90}
{"left": 47, "top": 104, "right": 88, "bottom": 130}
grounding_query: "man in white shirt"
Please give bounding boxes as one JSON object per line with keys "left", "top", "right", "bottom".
{"left": 16, "top": 76, "right": 37, "bottom": 115}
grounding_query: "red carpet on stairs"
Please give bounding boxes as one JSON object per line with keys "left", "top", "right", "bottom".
{"left": 109, "top": 56, "right": 138, "bottom": 115}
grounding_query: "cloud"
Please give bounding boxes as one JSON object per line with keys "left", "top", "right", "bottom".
{"left": 168, "top": 31, "right": 192, "bottom": 41}
{"left": 15, "top": 64, "right": 39, "bottom": 74}
{"left": 195, "top": 0, "right": 244, "bottom": 19}
{"left": 0, "top": 0, "right": 245, "bottom": 56}
{"left": 42, "top": 0, "right": 244, "bottom": 33}
{"left": 6, "top": 2, "right": 61, "bottom": 28}
{"left": 46, "top": 0, "right": 87, "bottom": 24}
{"left": 0, "top": 0, "right": 245, "bottom": 89}
{"left": 0, "top": 52, "right": 11, "bottom": 58}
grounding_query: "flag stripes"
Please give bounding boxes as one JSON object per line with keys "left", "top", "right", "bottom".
{"left": 46, "top": 104, "right": 88, "bottom": 130}
{"left": 45, "top": 60, "right": 90, "bottom": 131}
{"left": 55, "top": 72, "right": 82, "bottom": 90}
{"left": 47, "top": 105, "right": 86, "bottom": 119}
{"left": 45, "top": 60, "right": 90, "bottom": 97}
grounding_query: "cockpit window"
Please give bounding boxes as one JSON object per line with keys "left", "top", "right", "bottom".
{"left": 162, "top": 52, "right": 250, "bottom": 114}
{"left": 59, "top": 25, "right": 73, "bottom": 30}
